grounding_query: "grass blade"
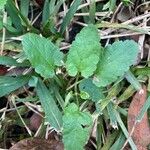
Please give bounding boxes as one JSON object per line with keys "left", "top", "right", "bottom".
{"left": 115, "top": 111, "right": 137, "bottom": 150}
{"left": 89, "top": 0, "right": 96, "bottom": 23}
{"left": 101, "top": 131, "right": 119, "bottom": 150}
{"left": 125, "top": 70, "right": 142, "bottom": 91}
{"left": 36, "top": 79, "right": 62, "bottom": 131}
{"left": 5, "top": 0, "right": 23, "bottom": 32}
{"left": 107, "top": 102, "right": 118, "bottom": 128}
{"left": 109, "top": 0, "right": 117, "bottom": 11}
{"left": 136, "top": 96, "right": 150, "bottom": 122}
{"left": 42, "top": 0, "right": 50, "bottom": 25}
{"left": 60, "top": 0, "right": 82, "bottom": 34}
{"left": 110, "top": 133, "right": 126, "bottom": 150}
{"left": 0, "top": 75, "right": 31, "bottom": 97}
{"left": 0, "top": 56, "right": 29, "bottom": 67}
{"left": 20, "top": 0, "right": 30, "bottom": 17}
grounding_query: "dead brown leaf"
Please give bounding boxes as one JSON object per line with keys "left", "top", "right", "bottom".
{"left": 117, "top": 6, "right": 133, "bottom": 22}
{"left": 9, "top": 138, "right": 64, "bottom": 150}
{"left": 29, "top": 113, "right": 43, "bottom": 131}
{"left": 128, "top": 85, "right": 150, "bottom": 149}
{"left": 0, "top": 65, "right": 7, "bottom": 75}
{"left": 34, "top": 0, "right": 44, "bottom": 7}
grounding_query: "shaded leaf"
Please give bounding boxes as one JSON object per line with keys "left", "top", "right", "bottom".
{"left": 110, "top": 133, "right": 126, "bottom": 150}
{"left": 93, "top": 40, "right": 139, "bottom": 87}
{"left": 0, "top": 75, "right": 31, "bottom": 97}
{"left": 0, "top": 56, "right": 19, "bottom": 66}
{"left": 117, "top": 6, "right": 133, "bottom": 22}
{"left": 101, "top": 131, "right": 119, "bottom": 150}
{"left": 9, "top": 138, "right": 63, "bottom": 150}
{"left": 63, "top": 103, "right": 92, "bottom": 150}
{"left": 35, "top": 0, "right": 44, "bottom": 6}
{"left": 79, "top": 78, "right": 104, "bottom": 101}
{"left": 66, "top": 25, "right": 102, "bottom": 78}
{"left": 0, "top": 65, "right": 7, "bottom": 75}
{"left": 29, "top": 112, "right": 43, "bottom": 131}
{"left": 128, "top": 86, "right": 150, "bottom": 149}
{"left": 22, "top": 33, "right": 63, "bottom": 78}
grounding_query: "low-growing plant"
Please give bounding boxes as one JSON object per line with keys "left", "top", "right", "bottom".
{"left": 1, "top": 0, "right": 150, "bottom": 150}
{"left": 1, "top": 24, "right": 140, "bottom": 149}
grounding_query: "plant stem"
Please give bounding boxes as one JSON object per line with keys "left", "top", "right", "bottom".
{"left": 74, "top": 74, "right": 79, "bottom": 107}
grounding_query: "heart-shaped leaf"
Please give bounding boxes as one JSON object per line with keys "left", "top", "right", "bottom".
{"left": 63, "top": 103, "right": 92, "bottom": 150}
{"left": 93, "top": 40, "right": 139, "bottom": 87}
{"left": 22, "top": 33, "right": 63, "bottom": 78}
{"left": 66, "top": 25, "right": 102, "bottom": 78}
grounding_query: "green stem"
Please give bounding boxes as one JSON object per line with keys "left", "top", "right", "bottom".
{"left": 74, "top": 74, "right": 79, "bottom": 107}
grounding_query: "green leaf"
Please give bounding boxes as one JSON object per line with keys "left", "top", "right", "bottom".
{"left": 22, "top": 33, "right": 64, "bottom": 78}
{"left": 101, "top": 131, "right": 119, "bottom": 150}
{"left": 28, "top": 76, "right": 38, "bottom": 87}
{"left": 0, "top": 56, "right": 29, "bottom": 67}
{"left": 110, "top": 133, "right": 126, "bottom": 150}
{"left": 0, "top": 0, "right": 7, "bottom": 10}
{"left": 36, "top": 79, "right": 62, "bottom": 130}
{"left": 0, "top": 56, "right": 20, "bottom": 66}
{"left": 20, "top": 0, "right": 30, "bottom": 17}
{"left": 5, "top": 0, "right": 23, "bottom": 32}
{"left": 79, "top": 78, "right": 104, "bottom": 101}
{"left": 0, "top": 75, "right": 31, "bottom": 97}
{"left": 63, "top": 103, "right": 92, "bottom": 150}
{"left": 93, "top": 40, "right": 139, "bottom": 87}
{"left": 103, "top": 0, "right": 116, "bottom": 11}
{"left": 66, "top": 25, "right": 102, "bottom": 78}
{"left": 42, "top": 0, "right": 50, "bottom": 25}
{"left": 109, "top": 0, "right": 117, "bottom": 11}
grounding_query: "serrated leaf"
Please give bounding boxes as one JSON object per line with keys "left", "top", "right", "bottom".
{"left": 93, "top": 40, "right": 139, "bottom": 87}
{"left": 66, "top": 25, "right": 102, "bottom": 78}
{"left": 0, "top": 75, "right": 31, "bottom": 97}
{"left": 0, "top": 0, "right": 7, "bottom": 10}
{"left": 22, "top": 33, "right": 63, "bottom": 78}
{"left": 63, "top": 103, "right": 92, "bottom": 150}
{"left": 79, "top": 78, "right": 104, "bottom": 102}
{"left": 36, "top": 79, "right": 62, "bottom": 131}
